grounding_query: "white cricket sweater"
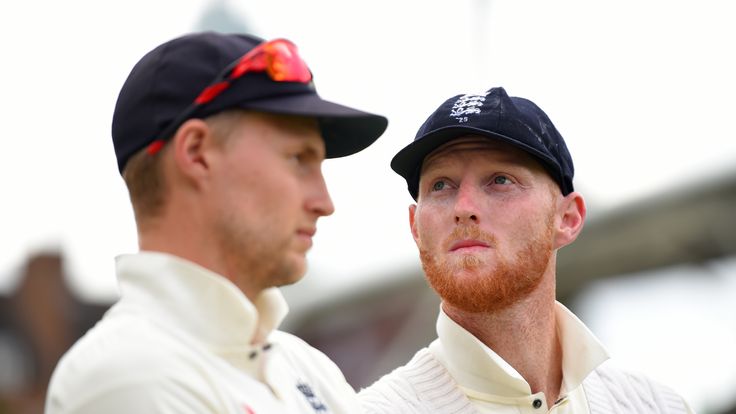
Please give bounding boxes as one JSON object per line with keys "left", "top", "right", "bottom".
{"left": 46, "top": 252, "right": 360, "bottom": 414}
{"left": 360, "top": 304, "right": 693, "bottom": 413}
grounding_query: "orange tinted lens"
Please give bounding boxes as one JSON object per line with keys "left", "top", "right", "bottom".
{"left": 230, "top": 39, "right": 311, "bottom": 83}
{"left": 263, "top": 40, "right": 311, "bottom": 83}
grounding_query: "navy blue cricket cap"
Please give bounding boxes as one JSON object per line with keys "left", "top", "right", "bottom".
{"left": 390, "top": 87, "right": 574, "bottom": 200}
{"left": 112, "top": 31, "right": 388, "bottom": 174}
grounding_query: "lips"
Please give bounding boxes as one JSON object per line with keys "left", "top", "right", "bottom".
{"left": 296, "top": 227, "right": 317, "bottom": 249}
{"left": 298, "top": 227, "right": 317, "bottom": 238}
{"left": 449, "top": 239, "right": 490, "bottom": 252}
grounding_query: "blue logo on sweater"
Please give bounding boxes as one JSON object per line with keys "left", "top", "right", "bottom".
{"left": 296, "top": 381, "right": 328, "bottom": 412}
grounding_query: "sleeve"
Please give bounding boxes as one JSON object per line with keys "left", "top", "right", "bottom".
{"left": 359, "top": 348, "right": 473, "bottom": 414}
{"left": 45, "top": 346, "right": 225, "bottom": 414}
{"left": 359, "top": 373, "right": 427, "bottom": 414}
{"left": 56, "top": 377, "right": 220, "bottom": 414}
{"left": 585, "top": 361, "right": 696, "bottom": 414}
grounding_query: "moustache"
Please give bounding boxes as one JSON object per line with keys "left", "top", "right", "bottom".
{"left": 444, "top": 226, "right": 497, "bottom": 250}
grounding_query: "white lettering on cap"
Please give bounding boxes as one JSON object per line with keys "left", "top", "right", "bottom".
{"left": 449, "top": 92, "right": 489, "bottom": 123}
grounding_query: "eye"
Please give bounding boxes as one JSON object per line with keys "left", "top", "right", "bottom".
{"left": 289, "top": 149, "right": 314, "bottom": 166}
{"left": 431, "top": 180, "right": 447, "bottom": 192}
{"left": 492, "top": 175, "right": 512, "bottom": 185}
{"left": 292, "top": 152, "right": 305, "bottom": 163}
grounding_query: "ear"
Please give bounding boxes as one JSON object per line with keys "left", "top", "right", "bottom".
{"left": 555, "top": 191, "right": 586, "bottom": 249}
{"left": 409, "top": 204, "right": 420, "bottom": 247}
{"left": 170, "top": 119, "right": 215, "bottom": 183}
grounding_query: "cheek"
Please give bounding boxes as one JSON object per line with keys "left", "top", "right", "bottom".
{"left": 508, "top": 208, "right": 553, "bottom": 244}
{"left": 414, "top": 208, "right": 444, "bottom": 250}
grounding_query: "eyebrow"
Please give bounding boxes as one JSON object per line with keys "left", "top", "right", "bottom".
{"left": 277, "top": 116, "right": 326, "bottom": 159}
{"left": 290, "top": 135, "right": 326, "bottom": 160}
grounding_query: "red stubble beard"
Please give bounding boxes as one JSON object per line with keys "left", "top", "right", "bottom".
{"left": 419, "top": 218, "right": 555, "bottom": 313}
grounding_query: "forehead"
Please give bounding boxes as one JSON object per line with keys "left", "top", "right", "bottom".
{"left": 421, "top": 135, "right": 543, "bottom": 173}
{"left": 228, "top": 111, "right": 324, "bottom": 151}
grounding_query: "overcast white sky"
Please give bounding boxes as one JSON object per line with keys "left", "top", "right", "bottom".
{"left": 1, "top": 1, "right": 735, "bottom": 411}
{"left": 1, "top": 0, "right": 735, "bottom": 296}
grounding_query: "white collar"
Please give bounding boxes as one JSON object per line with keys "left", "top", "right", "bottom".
{"left": 430, "top": 301, "right": 609, "bottom": 398}
{"left": 115, "top": 251, "right": 288, "bottom": 350}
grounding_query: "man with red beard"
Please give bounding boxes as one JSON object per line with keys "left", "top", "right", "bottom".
{"left": 360, "top": 87, "right": 693, "bottom": 413}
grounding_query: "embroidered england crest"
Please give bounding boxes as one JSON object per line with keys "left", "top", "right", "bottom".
{"left": 296, "top": 381, "right": 328, "bottom": 412}
{"left": 449, "top": 92, "right": 488, "bottom": 123}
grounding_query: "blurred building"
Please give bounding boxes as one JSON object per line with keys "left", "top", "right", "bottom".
{"left": 0, "top": 254, "right": 108, "bottom": 414}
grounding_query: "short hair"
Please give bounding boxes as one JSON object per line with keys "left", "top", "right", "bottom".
{"left": 122, "top": 142, "right": 167, "bottom": 223}
{"left": 122, "top": 109, "right": 245, "bottom": 223}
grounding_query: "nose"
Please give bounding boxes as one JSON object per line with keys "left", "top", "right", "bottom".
{"left": 307, "top": 170, "right": 335, "bottom": 217}
{"left": 454, "top": 182, "right": 480, "bottom": 224}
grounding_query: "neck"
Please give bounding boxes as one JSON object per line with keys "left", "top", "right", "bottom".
{"left": 443, "top": 273, "right": 562, "bottom": 406}
{"left": 136, "top": 204, "right": 263, "bottom": 302}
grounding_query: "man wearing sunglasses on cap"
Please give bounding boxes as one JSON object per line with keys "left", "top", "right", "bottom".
{"left": 359, "top": 87, "right": 693, "bottom": 413}
{"left": 46, "top": 32, "right": 387, "bottom": 414}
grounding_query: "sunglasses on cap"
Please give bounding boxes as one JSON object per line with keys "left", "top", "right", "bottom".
{"left": 146, "top": 38, "right": 313, "bottom": 156}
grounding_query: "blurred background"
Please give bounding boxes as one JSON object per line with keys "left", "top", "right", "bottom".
{"left": 1, "top": 1, "right": 735, "bottom": 413}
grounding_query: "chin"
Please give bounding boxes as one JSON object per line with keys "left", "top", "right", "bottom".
{"left": 275, "top": 258, "right": 307, "bottom": 287}
{"left": 274, "top": 278, "right": 303, "bottom": 288}
{"left": 447, "top": 254, "right": 488, "bottom": 273}
{"left": 285, "top": 271, "right": 306, "bottom": 286}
